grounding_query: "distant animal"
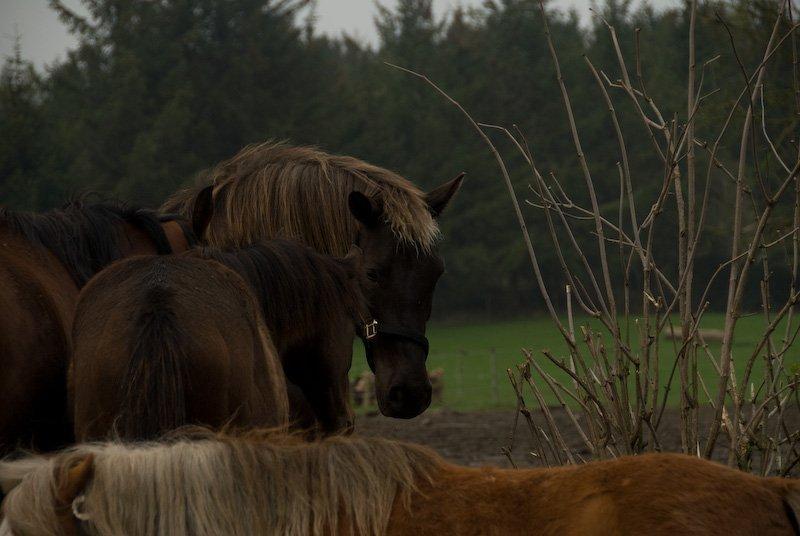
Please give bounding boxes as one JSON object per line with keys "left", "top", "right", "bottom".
{"left": 664, "top": 328, "right": 725, "bottom": 343}
{"left": 352, "top": 370, "right": 376, "bottom": 409}
{"left": 428, "top": 367, "right": 444, "bottom": 405}
{"left": 353, "top": 368, "right": 444, "bottom": 409}
{"left": 4, "top": 431, "right": 800, "bottom": 536}
{"left": 186, "top": 241, "right": 368, "bottom": 435}
{"left": 69, "top": 255, "right": 290, "bottom": 442}
{"left": 163, "top": 141, "right": 464, "bottom": 419}
{"left": 0, "top": 200, "right": 193, "bottom": 454}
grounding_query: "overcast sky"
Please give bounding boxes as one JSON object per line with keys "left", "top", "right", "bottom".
{"left": 0, "top": 0, "right": 680, "bottom": 68}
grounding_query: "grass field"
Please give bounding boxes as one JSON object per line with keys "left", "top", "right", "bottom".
{"left": 350, "top": 313, "right": 800, "bottom": 411}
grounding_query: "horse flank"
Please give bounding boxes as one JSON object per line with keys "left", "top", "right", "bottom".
{"left": 162, "top": 141, "right": 439, "bottom": 255}
{"left": 0, "top": 432, "right": 443, "bottom": 536}
{"left": 0, "top": 200, "right": 176, "bottom": 287}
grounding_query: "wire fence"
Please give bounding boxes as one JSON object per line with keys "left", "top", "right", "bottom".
{"left": 351, "top": 347, "right": 521, "bottom": 412}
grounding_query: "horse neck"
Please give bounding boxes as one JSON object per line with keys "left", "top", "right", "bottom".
{"left": 108, "top": 220, "right": 190, "bottom": 258}
{"left": 1, "top": 208, "right": 182, "bottom": 287}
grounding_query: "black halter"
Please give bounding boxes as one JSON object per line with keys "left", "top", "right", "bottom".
{"left": 358, "top": 319, "right": 430, "bottom": 373}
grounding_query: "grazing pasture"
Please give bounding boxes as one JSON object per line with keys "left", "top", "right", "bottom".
{"left": 351, "top": 313, "right": 799, "bottom": 411}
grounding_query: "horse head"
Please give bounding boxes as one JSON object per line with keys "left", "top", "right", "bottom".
{"left": 348, "top": 173, "right": 463, "bottom": 418}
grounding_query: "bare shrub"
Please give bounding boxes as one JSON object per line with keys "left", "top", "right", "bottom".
{"left": 392, "top": 0, "right": 800, "bottom": 475}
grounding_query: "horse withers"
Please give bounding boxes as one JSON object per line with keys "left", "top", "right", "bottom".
{"left": 164, "top": 141, "right": 464, "bottom": 419}
{"left": 4, "top": 432, "right": 800, "bottom": 535}
{"left": 0, "top": 200, "right": 192, "bottom": 454}
{"left": 69, "top": 255, "right": 290, "bottom": 442}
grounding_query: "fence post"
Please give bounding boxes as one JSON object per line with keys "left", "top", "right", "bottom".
{"left": 458, "top": 349, "right": 466, "bottom": 406}
{"left": 490, "top": 347, "right": 499, "bottom": 406}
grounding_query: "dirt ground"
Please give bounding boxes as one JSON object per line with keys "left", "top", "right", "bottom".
{"left": 355, "top": 407, "right": 777, "bottom": 468}
{"left": 357, "top": 408, "right": 522, "bottom": 467}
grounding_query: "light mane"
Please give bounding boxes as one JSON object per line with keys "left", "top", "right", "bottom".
{"left": 162, "top": 141, "right": 440, "bottom": 255}
{"left": 1, "top": 433, "right": 444, "bottom": 536}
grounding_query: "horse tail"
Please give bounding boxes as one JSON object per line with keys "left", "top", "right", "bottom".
{"left": 117, "top": 285, "right": 187, "bottom": 440}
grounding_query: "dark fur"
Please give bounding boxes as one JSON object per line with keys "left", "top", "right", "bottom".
{"left": 0, "top": 200, "right": 176, "bottom": 286}
{"left": 0, "top": 200, "right": 195, "bottom": 454}
{"left": 119, "top": 277, "right": 188, "bottom": 440}
{"left": 784, "top": 498, "right": 800, "bottom": 535}
{"left": 174, "top": 146, "right": 464, "bottom": 420}
{"left": 192, "top": 240, "right": 368, "bottom": 344}
{"left": 189, "top": 240, "right": 368, "bottom": 434}
{"left": 71, "top": 256, "right": 290, "bottom": 442}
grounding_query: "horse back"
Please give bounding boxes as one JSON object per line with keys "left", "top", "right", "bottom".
{"left": 0, "top": 232, "right": 78, "bottom": 453}
{"left": 389, "top": 454, "right": 800, "bottom": 536}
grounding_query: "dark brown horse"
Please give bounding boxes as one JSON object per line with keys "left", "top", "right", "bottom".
{"left": 165, "top": 142, "right": 463, "bottom": 418}
{"left": 186, "top": 240, "right": 368, "bottom": 435}
{"left": 0, "top": 200, "right": 192, "bottom": 454}
{"left": 70, "top": 255, "right": 290, "bottom": 441}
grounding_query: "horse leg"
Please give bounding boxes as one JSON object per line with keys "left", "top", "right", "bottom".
{"left": 283, "top": 345, "right": 354, "bottom": 435}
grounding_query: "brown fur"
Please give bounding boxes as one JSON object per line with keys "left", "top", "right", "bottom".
{"left": 162, "top": 140, "right": 439, "bottom": 254}
{"left": 165, "top": 142, "right": 464, "bottom": 420}
{"left": 3, "top": 434, "right": 800, "bottom": 536}
{"left": 185, "top": 241, "right": 368, "bottom": 434}
{"left": 70, "top": 256, "right": 290, "bottom": 441}
{"left": 0, "top": 201, "right": 193, "bottom": 454}
{"left": 393, "top": 453, "right": 800, "bottom": 535}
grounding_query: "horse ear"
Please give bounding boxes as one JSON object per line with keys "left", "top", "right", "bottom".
{"left": 54, "top": 453, "right": 94, "bottom": 535}
{"left": 426, "top": 172, "right": 465, "bottom": 218}
{"left": 348, "top": 191, "right": 380, "bottom": 227}
{"left": 191, "top": 185, "right": 214, "bottom": 238}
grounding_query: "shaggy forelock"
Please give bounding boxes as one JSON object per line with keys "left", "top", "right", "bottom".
{"left": 1, "top": 433, "right": 443, "bottom": 536}
{"left": 162, "top": 141, "right": 440, "bottom": 255}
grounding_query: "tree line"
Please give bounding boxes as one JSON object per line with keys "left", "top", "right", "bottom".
{"left": 1, "top": 0, "right": 797, "bottom": 319}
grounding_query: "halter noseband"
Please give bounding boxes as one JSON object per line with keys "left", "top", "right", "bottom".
{"left": 358, "top": 319, "right": 430, "bottom": 372}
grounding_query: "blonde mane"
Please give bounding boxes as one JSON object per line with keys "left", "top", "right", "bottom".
{"left": 162, "top": 141, "right": 440, "bottom": 255}
{"left": 1, "top": 432, "right": 444, "bottom": 536}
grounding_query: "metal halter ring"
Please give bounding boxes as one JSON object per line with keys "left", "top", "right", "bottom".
{"left": 364, "top": 320, "right": 378, "bottom": 340}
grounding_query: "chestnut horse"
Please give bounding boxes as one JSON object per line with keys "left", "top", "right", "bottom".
{"left": 186, "top": 241, "right": 368, "bottom": 435}
{"left": 3, "top": 432, "right": 799, "bottom": 535}
{"left": 164, "top": 142, "right": 464, "bottom": 419}
{"left": 69, "top": 256, "right": 290, "bottom": 442}
{"left": 0, "top": 200, "right": 192, "bottom": 454}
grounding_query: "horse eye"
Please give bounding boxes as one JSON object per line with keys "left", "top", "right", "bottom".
{"left": 366, "top": 269, "right": 379, "bottom": 282}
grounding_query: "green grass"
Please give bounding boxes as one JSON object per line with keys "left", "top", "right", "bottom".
{"left": 350, "top": 313, "right": 800, "bottom": 411}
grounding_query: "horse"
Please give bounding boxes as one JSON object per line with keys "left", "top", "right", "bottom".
{"left": 428, "top": 367, "right": 444, "bottom": 405}
{"left": 69, "top": 255, "right": 290, "bottom": 442}
{"left": 186, "top": 240, "right": 368, "bottom": 435}
{"left": 163, "top": 141, "right": 464, "bottom": 419}
{"left": 3, "top": 431, "right": 800, "bottom": 536}
{"left": 352, "top": 370, "right": 376, "bottom": 410}
{"left": 0, "top": 200, "right": 193, "bottom": 454}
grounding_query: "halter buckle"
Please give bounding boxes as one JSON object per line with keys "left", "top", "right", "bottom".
{"left": 364, "top": 320, "right": 378, "bottom": 340}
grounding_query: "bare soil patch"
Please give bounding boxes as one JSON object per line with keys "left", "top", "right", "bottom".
{"left": 357, "top": 407, "right": 797, "bottom": 469}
